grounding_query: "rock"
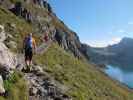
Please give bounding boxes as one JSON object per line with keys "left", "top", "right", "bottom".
{"left": 0, "top": 75, "right": 5, "bottom": 94}
{"left": 29, "top": 87, "right": 38, "bottom": 96}
{"left": 0, "top": 25, "right": 17, "bottom": 69}
{"left": 5, "top": 40, "right": 17, "bottom": 49}
{"left": 54, "top": 97, "right": 62, "bottom": 100}
{"left": 0, "top": 65, "right": 10, "bottom": 79}
{"left": 0, "top": 25, "right": 17, "bottom": 79}
{"left": 16, "top": 64, "right": 24, "bottom": 71}
{"left": 0, "top": 42, "right": 17, "bottom": 69}
{"left": 24, "top": 68, "right": 72, "bottom": 100}
{"left": 0, "top": 0, "right": 3, "bottom": 5}
{"left": 32, "top": 65, "right": 44, "bottom": 73}
{"left": 0, "top": 25, "right": 6, "bottom": 42}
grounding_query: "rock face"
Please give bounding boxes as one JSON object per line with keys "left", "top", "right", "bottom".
{"left": 0, "top": 25, "right": 17, "bottom": 81}
{"left": 54, "top": 29, "right": 83, "bottom": 58}
{"left": 9, "top": 2, "right": 33, "bottom": 23}
{"left": 0, "top": 42, "right": 16, "bottom": 69}
{"left": 0, "top": 25, "right": 17, "bottom": 70}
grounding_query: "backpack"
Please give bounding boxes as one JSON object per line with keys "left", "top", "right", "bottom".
{"left": 44, "top": 34, "right": 49, "bottom": 42}
{"left": 25, "top": 36, "right": 33, "bottom": 49}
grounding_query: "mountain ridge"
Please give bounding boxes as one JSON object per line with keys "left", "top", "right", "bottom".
{"left": 85, "top": 37, "right": 133, "bottom": 68}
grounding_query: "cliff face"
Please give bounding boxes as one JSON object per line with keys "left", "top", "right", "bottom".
{"left": 0, "top": 0, "right": 84, "bottom": 59}
{"left": 0, "top": 0, "right": 133, "bottom": 100}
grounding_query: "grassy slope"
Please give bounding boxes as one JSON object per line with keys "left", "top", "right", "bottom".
{"left": 0, "top": 6, "right": 41, "bottom": 52}
{"left": 0, "top": 6, "right": 32, "bottom": 51}
{"left": 35, "top": 43, "right": 133, "bottom": 100}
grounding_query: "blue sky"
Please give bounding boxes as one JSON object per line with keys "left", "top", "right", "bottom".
{"left": 49, "top": 0, "right": 133, "bottom": 47}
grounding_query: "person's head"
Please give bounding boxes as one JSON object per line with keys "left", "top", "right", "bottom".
{"left": 28, "top": 33, "right": 32, "bottom": 37}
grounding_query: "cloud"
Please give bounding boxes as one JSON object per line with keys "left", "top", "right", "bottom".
{"left": 83, "top": 40, "right": 109, "bottom": 47}
{"left": 89, "top": 42, "right": 108, "bottom": 47}
{"left": 109, "top": 37, "right": 122, "bottom": 45}
{"left": 86, "top": 37, "right": 122, "bottom": 47}
{"left": 117, "top": 29, "right": 126, "bottom": 33}
{"left": 128, "top": 22, "right": 133, "bottom": 25}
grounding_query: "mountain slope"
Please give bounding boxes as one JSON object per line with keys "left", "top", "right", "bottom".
{"left": 0, "top": 0, "right": 132, "bottom": 100}
{"left": 85, "top": 37, "right": 133, "bottom": 68}
{"left": 34, "top": 43, "right": 133, "bottom": 100}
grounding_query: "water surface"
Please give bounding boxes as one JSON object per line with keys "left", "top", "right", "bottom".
{"left": 105, "top": 65, "right": 133, "bottom": 89}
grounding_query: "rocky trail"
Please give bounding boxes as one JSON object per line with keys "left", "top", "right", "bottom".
{"left": 16, "top": 40, "right": 71, "bottom": 100}
{"left": 24, "top": 65, "right": 71, "bottom": 100}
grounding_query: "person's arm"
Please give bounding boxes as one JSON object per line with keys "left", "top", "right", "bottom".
{"left": 33, "top": 38, "right": 36, "bottom": 53}
{"left": 23, "top": 39, "right": 25, "bottom": 48}
{"left": 22, "top": 38, "right": 26, "bottom": 53}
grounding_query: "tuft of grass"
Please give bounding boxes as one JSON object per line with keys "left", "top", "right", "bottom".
{"left": 34, "top": 43, "right": 133, "bottom": 100}
{"left": 0, "top": 70, "right": 29, "bottom": 100}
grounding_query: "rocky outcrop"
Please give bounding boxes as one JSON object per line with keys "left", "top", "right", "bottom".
{"left": 25, "top": 65, "right": 71, "bottom": 100}
{"left": 54, "top": 29, "right": 82, "bottom": 58}
{"left": 0, "top": 42, "right": 17, "bottom": 70}
{"left": 27, "top": 0, "right": 52, "bottom": 12}
{"left": 0, "top": 25, "right": 17, "bottom": 70}
{"left": 9, "top": 2, "right": 33, "bottom": 23}
{"left": 0, "top": 25, "right": 17, "bottom": 80}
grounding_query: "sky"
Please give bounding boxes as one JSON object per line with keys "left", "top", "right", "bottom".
{"left": 48, "top": 0, "right": 133, "bottom": 47}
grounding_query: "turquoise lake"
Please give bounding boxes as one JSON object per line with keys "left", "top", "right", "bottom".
{"left": 105, "top": 65, "right": 133, "bottom": 89}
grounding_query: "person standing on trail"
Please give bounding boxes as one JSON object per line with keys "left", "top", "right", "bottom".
{"left": 23, "top": 33, "right": 36, "bottom": 70}
{"left": 43, "top": 31, "right": 49, "bottom": 43}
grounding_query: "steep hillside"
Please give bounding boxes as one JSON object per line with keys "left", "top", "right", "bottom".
{"left": 35, "top": 43, "right": 133, "bottom": 100}
{"left": 0, "top": 0, "right": 133, "bottom": 100}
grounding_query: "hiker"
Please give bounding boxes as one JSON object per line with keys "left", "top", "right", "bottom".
{"left": 43, "top": 31, "right": 49, "bottom": 43}
{"left": 23, "top": 33, "right": 36, "bottom": 70}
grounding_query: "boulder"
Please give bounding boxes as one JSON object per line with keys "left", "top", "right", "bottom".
{"left": 0, "top": 42, "right": 17, "bottom": 70}
{"left": 29, "top": 87, "right": 38, "bottom": 96}
{"left": 0, "top": 25, "right": 17, "bottom": 70}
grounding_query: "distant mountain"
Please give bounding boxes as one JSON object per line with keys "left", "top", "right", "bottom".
{"left": 83, "top": 37, "right": 133, "bottom": 69}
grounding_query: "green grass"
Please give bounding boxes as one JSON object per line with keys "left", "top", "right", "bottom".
{"left": 34, "top": 43, "right": 133, "bottom": 100}
{"left": 0, "top": 6, "right": 32, "bottom": 52}
{"left": 0, "top": 6, "right": 42, "bottom": 52}
{"left": 0, "top": 71, "right": 28, "bottom": 100}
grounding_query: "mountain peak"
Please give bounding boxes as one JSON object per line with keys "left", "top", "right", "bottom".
{"left": 120, "top": 37, "right": 133, "bottom": 45}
